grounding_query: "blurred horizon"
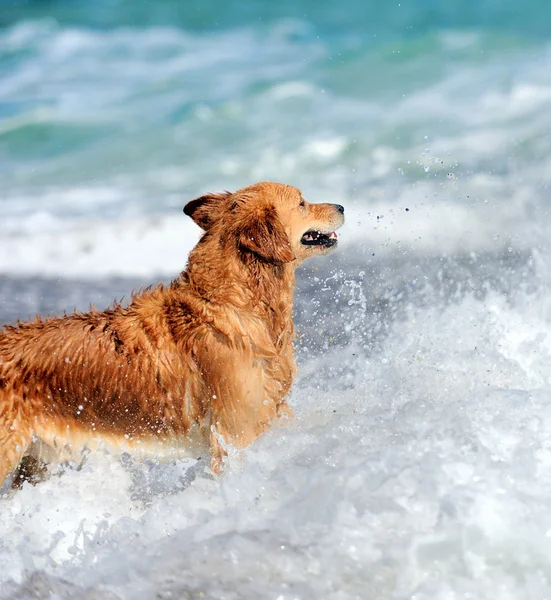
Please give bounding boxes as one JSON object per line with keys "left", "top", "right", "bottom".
{"left": 3, "top": 0, "right": 551, "bottom": 38}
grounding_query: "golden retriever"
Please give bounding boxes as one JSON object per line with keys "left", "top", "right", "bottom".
{"left": 0, "top": 181, "right": 344, "bottom": 486}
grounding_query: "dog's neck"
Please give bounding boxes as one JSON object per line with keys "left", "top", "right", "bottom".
{"left": 173, "top": 239, "right": 296, "bottom": 339}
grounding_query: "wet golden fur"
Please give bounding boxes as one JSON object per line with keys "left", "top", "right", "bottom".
{"left": 0, "top": 182, "right": 344, "bottom": 486}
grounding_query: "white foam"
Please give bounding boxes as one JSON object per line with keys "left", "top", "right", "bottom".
{"left": 2, "top": 286, "right": 551, "bottom": 597}
{"left": 0, "top": 212, "right": 201, "bottom": 278}
{"left": 0, "top": 180, "right": 541, "bottom": 278}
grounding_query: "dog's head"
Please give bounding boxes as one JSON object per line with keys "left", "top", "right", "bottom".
{"left": 184, "top": 182, "right": 344, "bottom": 265}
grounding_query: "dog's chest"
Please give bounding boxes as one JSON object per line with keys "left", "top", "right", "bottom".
{"left": 255, "top": 334, "right": 295, "bottom": 399}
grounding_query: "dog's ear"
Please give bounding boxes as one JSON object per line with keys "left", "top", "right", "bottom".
{"left": 238, "top": 207, "right": 295, "bottom": 264}
{"left": 184, "top": 191, "right": 231, "bottom": 230}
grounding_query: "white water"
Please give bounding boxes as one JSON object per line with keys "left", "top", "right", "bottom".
{"left": 2, "top": 272, "right": 551, "bottom": 598}
{"left": 0, "top": 176, "right": 546, "bottom": 278}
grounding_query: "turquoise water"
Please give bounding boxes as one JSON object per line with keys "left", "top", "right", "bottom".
{"left": 3, "top": 0, "right": 551, "bottom": 36}
{"left": 2, "top": 0, "right": 551, "bottom": 251}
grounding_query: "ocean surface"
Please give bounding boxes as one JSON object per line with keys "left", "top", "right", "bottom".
{"left": 2, "top": 0, "right": 551, "bottom": 598}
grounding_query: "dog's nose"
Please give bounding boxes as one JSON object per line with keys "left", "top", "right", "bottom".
{"left": 335, "top": 204, "right": 345, "bottom": 214}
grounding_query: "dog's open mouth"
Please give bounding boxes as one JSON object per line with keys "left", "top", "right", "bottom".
{"left": 301, "top": 230, "right": 338, "bottom": 247}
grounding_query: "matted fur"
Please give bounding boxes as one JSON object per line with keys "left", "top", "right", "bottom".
{"left": 0, "top": 182, "right": 344, "bottom": 485}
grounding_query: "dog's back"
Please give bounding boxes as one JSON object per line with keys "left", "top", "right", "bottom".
{"left": 0, "top": 287, "right": 209, "bottom": 484}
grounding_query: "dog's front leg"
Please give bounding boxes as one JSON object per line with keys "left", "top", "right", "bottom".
{"left": 197, "top": 338, "right": 280, "bottom": 474}
{"left": 209, "top": 427, "right": 227, "bottom": 475}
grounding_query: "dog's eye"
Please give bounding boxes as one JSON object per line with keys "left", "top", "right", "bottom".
{"left": 299, "top": 199, "right": 305, "bottom": 208}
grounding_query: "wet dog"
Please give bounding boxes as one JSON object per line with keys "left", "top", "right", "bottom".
{"left": 0, "top": 182, "right": 344, "bottom": 486}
